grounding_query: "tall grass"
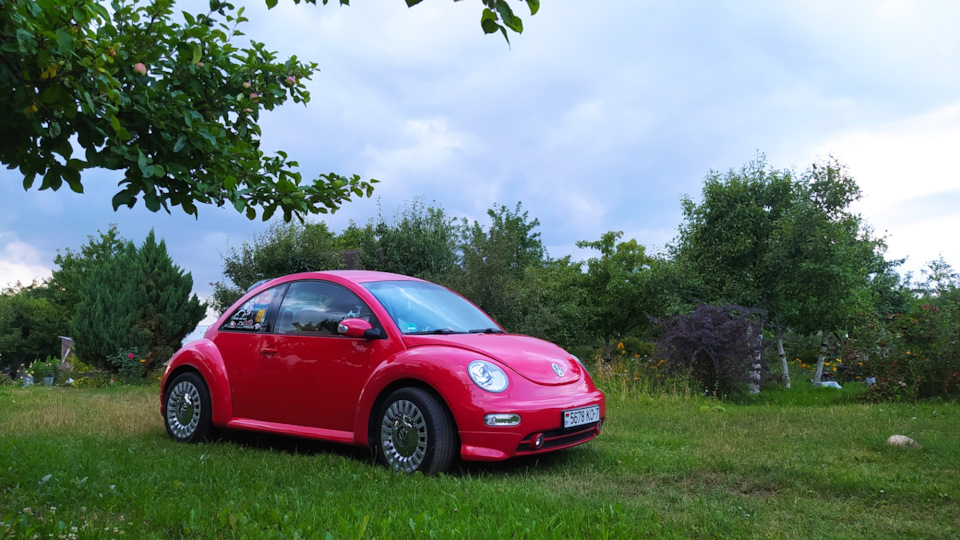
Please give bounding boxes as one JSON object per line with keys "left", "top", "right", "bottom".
{"left": 1, "top": 381, "right": 958, "bottom": 538}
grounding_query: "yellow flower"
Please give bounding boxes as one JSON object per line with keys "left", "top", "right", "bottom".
{"left": 832, "top": 367, "right": 837, "bottom": 371}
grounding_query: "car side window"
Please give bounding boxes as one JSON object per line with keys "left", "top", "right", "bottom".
{"left": 275, "top": 281, "right": 378, "bottom": 336}
{"left": 221, "top": 285, "right": 284, "bottom": 333}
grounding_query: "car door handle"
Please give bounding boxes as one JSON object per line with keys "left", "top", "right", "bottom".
{"left": 260, "top": 347, "right": 278, "bottom": 356}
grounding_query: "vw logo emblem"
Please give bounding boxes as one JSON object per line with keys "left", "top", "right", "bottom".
{"left": 551, "top": 363, "right": 564, "bottom": 377}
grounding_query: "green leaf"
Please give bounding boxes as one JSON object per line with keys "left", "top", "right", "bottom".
{"left": 22, "top": 172, "right": 37, "bottom": 190}
{"left": 111, "top": 190, "right": 136, "bottom": 210}
{"left": 495, "top": 0, "right": 522, "bottom": 33}
{"left": 173, "top": 135, "right": 187, "bottom": 153}
{"left": 265, "top": 0, "right": 278, "bottom": 8}
{"left": 190, "top": 42, "right": 202, "bottom": 65}
{"left": 405, "top": 0, "right": 423, "bottom": 6}
{"left": 41, "top": 85, "right": 60, "bottom": 103}
{"left": 526, "top": 0, "right": 539, "bottom": 15}
{"left": 62, "top": 167, "right": 83, "bottom": 193}
{"left": 480, "top": 9, "right": 500, "bottom": 35}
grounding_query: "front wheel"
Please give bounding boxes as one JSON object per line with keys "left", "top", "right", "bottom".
{"left": 376, "top": 388, "right": 456, "bottom": 474}
{"left": 164, "top": 372, "right": 212, "bottom": 443}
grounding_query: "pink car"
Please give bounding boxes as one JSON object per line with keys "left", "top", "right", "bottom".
{"left": 161, "top": 271, "right": 605, "bottom": 474}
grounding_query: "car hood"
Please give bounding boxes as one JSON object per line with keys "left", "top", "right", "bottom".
{"left": 401, "top": 333, "right": 584, "bottom": 386}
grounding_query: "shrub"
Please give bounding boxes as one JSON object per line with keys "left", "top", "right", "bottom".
{"left": 654, "top": 304, "right": 766, "bottom": 397}
{"left": 27, "top": 356, "right": 58, "bottom": 381}
{"left": 106, "top": 347, "right": 148, "bottom": 384}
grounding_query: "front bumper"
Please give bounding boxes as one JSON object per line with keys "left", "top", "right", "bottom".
{"left": 454, "top": 386, "right": 606, "bottom": 462}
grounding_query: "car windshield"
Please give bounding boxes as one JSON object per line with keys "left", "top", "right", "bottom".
{"left": 363, "top": 280, "right": 502, "bottom": 335}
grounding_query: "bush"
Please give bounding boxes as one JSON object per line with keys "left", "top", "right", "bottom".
{"left": 106, "top": 347, "right": 149, "bottom": 384}
{"left": 27, "top": 356, "right": 58, "bottom": 381}
{"left": 654, "top": 304, "right": 766, "bottom": 397}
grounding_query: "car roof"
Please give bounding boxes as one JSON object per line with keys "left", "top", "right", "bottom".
{"left": 275, "top": 270, "right": 424, "bottom": 285}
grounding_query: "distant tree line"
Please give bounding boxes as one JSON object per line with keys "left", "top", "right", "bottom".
{"left": 212, "top": 156, "right": 958, "bottom": 399}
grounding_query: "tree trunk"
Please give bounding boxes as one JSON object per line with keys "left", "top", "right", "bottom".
{"left": 813, "top": 329, "right": 829, "bottom": 385}
{"left": 748, "top": 326, "right": 762, "bottom": 395}
{"left": 776, "top": 327, "right": 790, "bottom": 389}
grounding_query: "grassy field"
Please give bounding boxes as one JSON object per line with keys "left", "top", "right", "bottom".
{"left": 1, "top": 379, "right": 957, "bottom": 539}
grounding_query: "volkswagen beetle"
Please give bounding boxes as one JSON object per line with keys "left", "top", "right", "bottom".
{"left": 160, "top": 271, "right": 605, "bottom": 474}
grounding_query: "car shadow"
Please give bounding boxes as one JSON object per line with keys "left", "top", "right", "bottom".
{"left": 201, "top": 429, "right": 584, "bottom": 478}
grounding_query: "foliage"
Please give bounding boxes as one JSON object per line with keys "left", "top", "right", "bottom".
{"left": 1, "top": 0, "right": 375, "bottom": 220}
{"left": 655, "top": 304, "right": 766, "bottom": 397}
{"left": 514, "top": 256, "right": 590, "bottom": 349}
{"left": 856, "top": 258, "right": 960, "bottom": 402}
{"left": 137, "top": 230, "right": 207, "bottom": 366}
{"left": 49, "top": 224, "right": 127, "bottom": 325}
{"left": 353, "top": 199, "right": 459, "bottom": 283}
{"left": 576, "top": 231, "right": 657, "bottom": 356}
{"left": 0, "top": 283, "right": 61, "bottom": 371}
{"left": 69, "top": 229, "right": 205, "bottom": 370}
{"left": 212, "top": 221, "right": 347, "bottom": 312}
{"left": 26, "top": 356, "right": 58, "bottom": 380}
{"left": 452, "top": 202, "right": 545, "bottom": 331}
{"left": 106, "top": 346, "right": 148, "bottom": 384}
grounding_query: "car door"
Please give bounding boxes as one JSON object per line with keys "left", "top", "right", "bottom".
{"left": 214, "top": 283, "right": 287, "bottom": 422}
{"left": 259, "top": 280, "right": 386, "bottom": 432}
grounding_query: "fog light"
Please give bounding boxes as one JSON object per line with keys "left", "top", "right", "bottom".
{"left": 484, "top": 413, "right": 521, "bottom": 427}
{"left": 532, "top": 433, "right": 545, "bottom": 449}
{"left": 596, "top": 419, "right": 603, "bottom": 434}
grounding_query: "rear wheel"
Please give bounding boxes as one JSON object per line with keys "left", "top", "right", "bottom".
{"left": 376, "top": 388, "right": 456, "bottom": 474}
{"left": 164, "top": 372, "right": 212, "bottom": 443}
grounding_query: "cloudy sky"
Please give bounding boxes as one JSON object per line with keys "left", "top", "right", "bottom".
{"left": 3, "top": 0, "right": 959, "bottom": 313}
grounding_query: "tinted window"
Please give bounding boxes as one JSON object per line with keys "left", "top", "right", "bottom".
{"left": 221, "top": 285, "right": 283, "bottom": 332}
{"left": 276, "top": 281, "right": 377, "bottom": 335}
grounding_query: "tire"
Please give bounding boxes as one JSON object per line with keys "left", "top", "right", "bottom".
{"left": 376, "top": 388, "right": 456, "bottom": 474}
{"left": 164, "top": 372, "right": 212, "bottom": 443}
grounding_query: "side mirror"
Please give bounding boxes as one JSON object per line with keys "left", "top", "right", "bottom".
{"left": 337, "top": 318, "right": 380, "bottom": 339}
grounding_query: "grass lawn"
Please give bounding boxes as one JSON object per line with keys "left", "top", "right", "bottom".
{"left": 1, "top": 379, "right": 957, "bottom": 538}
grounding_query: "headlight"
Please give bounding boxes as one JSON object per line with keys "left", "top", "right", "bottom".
{"left": 468, "top": 360, "right": 509, "bottom": 393}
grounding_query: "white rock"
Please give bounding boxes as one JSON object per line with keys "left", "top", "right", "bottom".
{"left": 886, "top": 435, "right": 920, "bottom": 449}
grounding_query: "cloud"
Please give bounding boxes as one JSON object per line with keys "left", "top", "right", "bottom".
{"left": 0, "top": 236, "right": 53, "bottom": 289}
{"left": 809, "top": 100, "right": 960, "bottom": 275}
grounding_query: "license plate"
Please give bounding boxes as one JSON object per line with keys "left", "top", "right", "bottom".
{"left": 563, "top": 405, "right": 600, "bottom": 428}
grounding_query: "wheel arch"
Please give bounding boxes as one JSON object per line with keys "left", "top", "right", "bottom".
{"left": 365, "top": 378, "right": 459, "bottom": 451}
{"left": 161, "top": 340, "right": 233, "bottom": 427}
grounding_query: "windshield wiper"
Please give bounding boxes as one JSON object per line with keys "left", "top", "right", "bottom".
{"left": 407, "top": 328, "right": 460, "bottom": 335}
{"left": 469, "top": 328, "right": 505, "bottom": 334}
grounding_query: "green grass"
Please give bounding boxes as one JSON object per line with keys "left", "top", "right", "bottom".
{"left": 1, "top": 381, "right": 958, "bottom": 539}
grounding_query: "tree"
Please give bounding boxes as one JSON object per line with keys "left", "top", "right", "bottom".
{"left": 0, "top": 282, "right": 61, "bottom": 372}
{"left": 576, "top": 231, "right": 656, "bottom": 359}
{"left": 453, "top": 202, "right": 545, "bottom": 331}
{"left": 765, "top": 158, "right": 885, "bottom": 385}
{"left": 211, "top": 220, "right": 347, "bottom": 312}
{"left": 514, "top": 256, "right": 590, "bottom": 350}
{"left": 354, "top": 199, "right": 459, "bottom": 283}
{"left": 674, "top": 156, "right": 797, "bottom": 386}
{"left": 2, "top": 0, "right": 539, "bottom": 220}
{"left": 49, "top": 224, "right": 127, "bottom": 325}
{"left": 71, "top": 241, "right": 151, "bottom": 366}
{"left": 69, "top": 229, "right": 205, "bottom": 370}
{"left": 138, "top": 230, "right": 206, "bottom": 364}
{"left": 2, "top": 0, "right": 377, "bottom": 220}
{"left": 673, "top": 156, "right": 897, "bottom": 388}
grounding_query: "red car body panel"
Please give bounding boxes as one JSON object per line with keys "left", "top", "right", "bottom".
{"left": 161, "top": 270, "right": 605, "bottom": 464}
